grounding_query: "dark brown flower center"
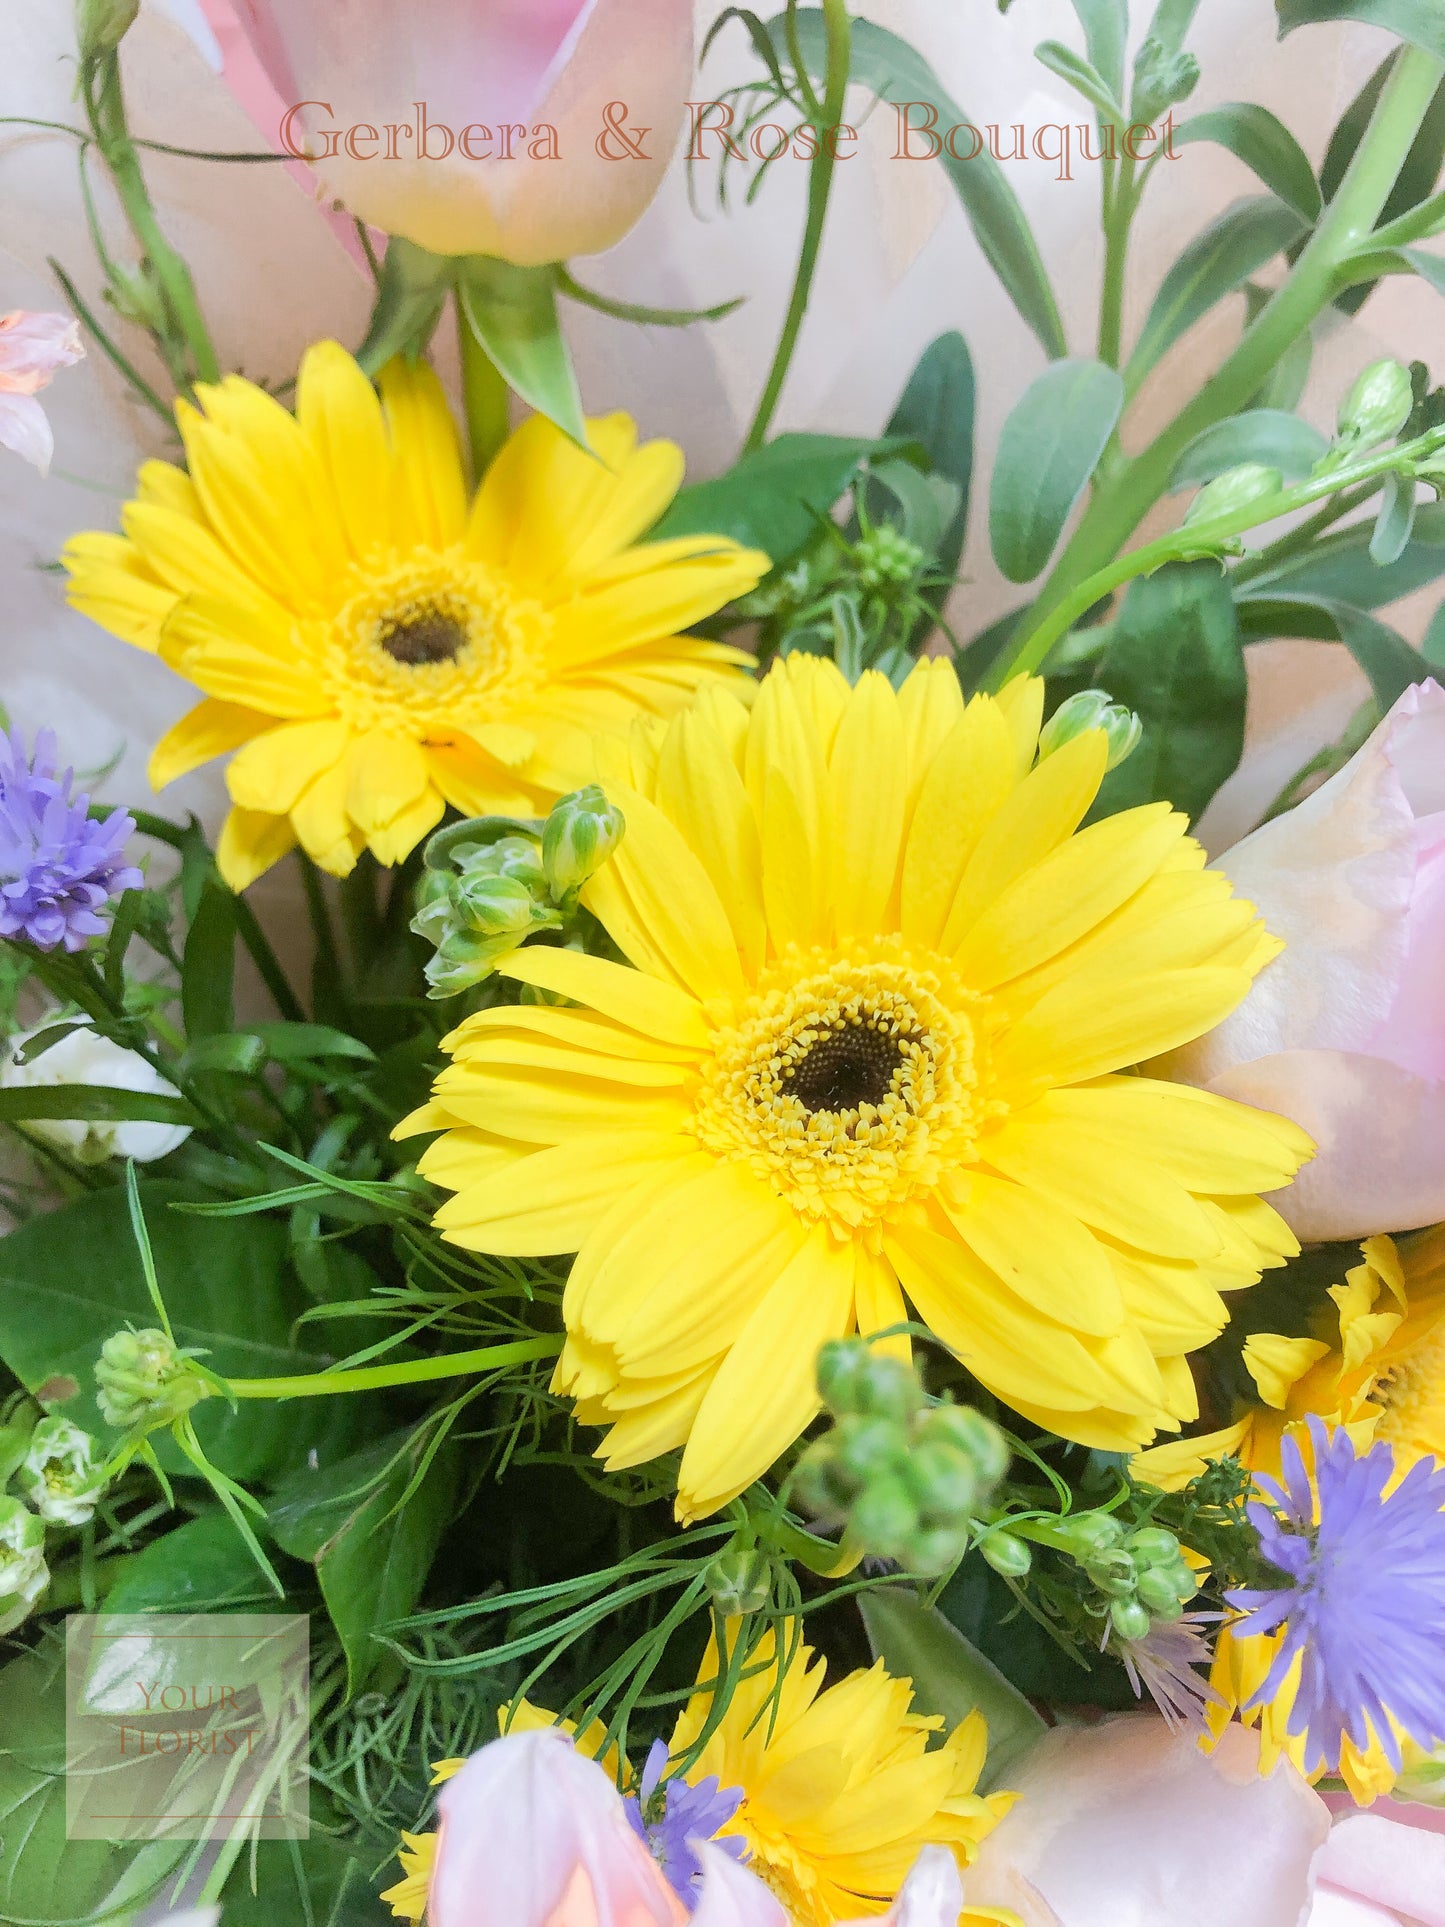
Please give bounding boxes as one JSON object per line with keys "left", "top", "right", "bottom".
{"left": 377, "top": 601, "right": 468, "bottom": 665}
{"left": 781, "top": 1020, "right": 909, "bottom": 1114}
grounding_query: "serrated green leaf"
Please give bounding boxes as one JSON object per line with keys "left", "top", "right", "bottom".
{"left": 1128, "top": 197, "right": 1310, "bottom": 395}
{"left": 1172, "top": 104, "right": 1322, "bottom": 219}
{"left": 990, "top": 359, "right": 1123, "bottom": 583}
{"left": 858, "top": 1589, "right": 1046, "bottom": 1792}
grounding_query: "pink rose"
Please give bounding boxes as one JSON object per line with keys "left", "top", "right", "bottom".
{"left": 1166, "top": 679, "right": 1445, "bottom": 1242}
{"left": 0, "top": 311, "right": 84, "bottom": 474}
{"left": 205, "top": 0, "right": 693, "bottom": 263}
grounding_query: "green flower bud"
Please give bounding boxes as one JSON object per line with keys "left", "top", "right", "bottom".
{"left": 980, "top": 1529, "right": 1032, "bottom": 1578}
{"left": 452, "top": 872, "right": 540, "bottom": 938}
{"left": 852, "top": 1355, "right": 924, "bottom": 1425}
{"left": 18, "top": 1416, "right": 108, "bottom": 1527}
{"left": 704, "top": 1547, "right": 772, "bottom": 1616}
{"left": 1136, "top": 1567, "right": 1187, "bottom": 1618}
{"left": 1110, "top": 1597, "right": 1153, "bottom": 1644}
{"left": 1185, "top": 463, "right": 1283, "bottom": 526}
{"left": 815, "top": 1337, "right": 873, "bottom": 1415}
{"left": 916, "top": 1405, "right": 1011, "bottom": 1487}
{"left": 1132, "top": 37, "right": 1200, "bottom": 123}
{"left": 792, "top": 1438, "right": 858, "bottom": 1522}
{"left": 1051, "top": 1512, "right": 1125, "bottom": 1557}
{"left": 835, "top": 1414, "right": 910, "bottom": 1487}
{"left": 95, "top": 1328, "right": 204, "bottom": 1433}
{"left": 0, "top": 1494, "right": 48, "bottom": 1636}
{"left": 1337, "top": 359, "right": 1413, "bottom": 451}
{"left": 1123, "top": 1526, "right": 1182, "bottom": 1568}
{"left": 1084, "top": 1547, "right": 1139, "bottom": 1598}
{"left": 77, "top": 0, "right": 139, "bottom": 58}
{"left": 902, "top": 1440, "right": 980, "bottom": 1529}
{"left": 906, "top": 1524, "right": 971, "bottom": 1578}
{"left": 855, "top": 526, "right": 925, "bottom": 592}
{"left": 542, "top": 787, "right": 625, "bottom": 900}
{"left": 1038, "top": 691, "right": 1143, "bottom": 773}
{"left": 849, "top": 1476, "right": 920, "bottom": 1560}
{"left": 483, "top": 834, "right": 548, "bottom": 891}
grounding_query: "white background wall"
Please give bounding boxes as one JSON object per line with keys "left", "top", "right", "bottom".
{"left": 1, "top": 0, "right": 1437, "bottom": 870}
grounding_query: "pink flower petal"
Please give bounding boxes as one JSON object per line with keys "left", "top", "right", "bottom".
{"left": 691, "top": 1842, "right": 788, "bottom": 1927}
{"left": 1308, "top": 1887, "right": 1408, "bottom": 1927}
{"left": 1208, "top": 1049, "right": 1445, "bottom": 1241}
{"left": 1318, "top": 1813, "right": 1445, "bottom": 1927}
{"left": 0, "top": 311, "right": 83, "bottom": 395}
{"left": 0, "top": 391, "right": 56, "bottom": 474}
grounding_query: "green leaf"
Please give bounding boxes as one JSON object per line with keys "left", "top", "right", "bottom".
{"left": 1371, "top": 470, "right": 1420, "bottom": 565}
{"left": 1034, "top": 40, "right": 1124, "bottom": 122}
{"left": 1169, "top": 408, "right": 1330, "bottom": 488}
{"left": 653, "top": 433, "right": 883, "bottom": 563}
{"left": 269, "top": 1429, "right": 460, "bottom": 1696}
{"left": 1425, "top": 598, "right": 1445, "bottom": 664}
{"left": 0, "top": 1182, "right": 369, "bottom": 1483}
{"left": 990, "top": 359, "right": 1124, "bottom": 583}
{"left": 456, "top": 258, "right": 587, "bottom": 450}
{"left": 1172, "top": 104, "right": 1322, "bottom": 220}
{"left": 182, "top": 879, "right": 237, "bottom": 1042}
{"left": 102, "top": 1511, "right": 287, "bottom": 1613}
{"left": 785, "top": 10, "right": 1067, "bottom": 357}
{"left": 1090, "top": 562, "right": 1247, "bottom": 821}
{"left": 1277, "top": 0, "right": 1445, "bottom": 61}
{"left": 0, "top": 1084, "right": 197, "bottom": 1127}
{"left": 356, "top": 237, "right": 453, "bottom": 374}
{"left": 1240, "top": 500, "right": 1445, "bottom": 606}
{"left": 1404, "top": 245, "right": 1445, "bottom": 293}
{"left": 1071, "top": 0, "right": 1129, "bottom": 98}
{"left": 872, "top": 332, "right": 975, "bottom": 639}
{"left": 247, "top": 1023, "right": 378, "bottom": 1067}
{"left": 1233, "top": 592, "right": 1429, "bottom": 708}
{"left": 1128, "top": 198, "right": 1310, "bottom": 395}
{"left": 0, "top": 1640, "right": 187, "bottom": 1926}
{"left": 858, "top": 1589, "right": 1046, "bottom": 1793}
{"left": 218, "top": 1834, "right": 388, "bottom": 1927}
{"left": 1317, "top": 56, "right": 1445, "bottom": 315}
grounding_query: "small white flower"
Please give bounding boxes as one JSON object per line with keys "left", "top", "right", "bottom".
{"left": 18, "top": 1415, "right": 108, "bottom": 1527}
{"left": 0, "top": 1494, "right": 49, "bottom": 1635}
{"left": 1, "top": 1021, "right": 191, "bottom": 1164}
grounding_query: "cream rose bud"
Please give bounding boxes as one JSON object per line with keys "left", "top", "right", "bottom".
{"left": 1, "top": 1023, "right": 191, "bottom": 1165}
{"left": 223, "top": 0, "right": 694, "bottom": 264}
{"left": 1166, "top": 679, "right": 1445, "bottom": 1242}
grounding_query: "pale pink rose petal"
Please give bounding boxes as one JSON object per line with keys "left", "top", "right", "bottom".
{"left": 690, "top": 1842, "right": 788, "bottom": 1927}
{"left": 1368, "top": 814, "right": 1445, "bottom": 1080}
{"left": 1308, "top": 1888, "right": 1409, "bottom": 1927}
{"left": 0, "top": 390, "right": 56, "bottom": 474}
{"left": 877, "top": 1846, "right": 967, "bottom": 1926}
{"left": 958, "top": 1716, "right": 1329, "bottom": 1927}
{"left": 0, "top": 311, "right": 83, "bottom": 393}
{"left": 1208, "top": 1050, "right": 1445, "bottom": 1241}
{"left": 429, "top": 1729, "right": 683, "bottom": 1927}
{"left": 1317, "top": 1813, "right": 1445, "bottom": 1927}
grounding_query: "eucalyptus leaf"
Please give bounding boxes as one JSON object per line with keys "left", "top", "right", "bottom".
{"left": 1277, "top": 0, "right": 1445, "bottom": 61}
{"left": 783, "top": 11, "right": 1067, "bottom": 357}
{"left": 1034, "top": 40, "right": 1124, "bottom": 123}
{"left": 1171, "top": 104, "right": 1322, "bottom": 220}
{"left": 1128, "top": 198, "right": 1310, "bottom": 395}
{"left": 1240, "top": 500, "right": 1445, "bottom": 606}
{"left": 1169, "top": 409, "right": 1330, "bottom": 488}
{"left": 1232, "top": 591, "right": 1429, "bottom": 708}
{"left": 456, "top": 259, "right": 587, "bottom": 450}
{"left": 269, "top": 1429, "right": 461, "bottom": 1697}
{"left": 870, "top": 332, "right": 975, "bottom": 642}
{"left": 1425, "top": 599, "right": 1445, "bottom": 664}
{"left": 990, "top": 359, "right": 1124, "bottom": 583}
{"left": 1071, "top": 0, "right": 1129, "bottom": 98}
{"left": 1091, "top": 561, "right": 1247, "bottom": 821}
{"left": 1403, "top": 246, "right": 1445, "bottom": 293}
{"left": 1371, "top": 471, "right": 1420, "bottom": 565}
{"left": 654, "top": 433, "right": 886, "bottom": 563}
{"left": 859, "top": 1589, "right": 1046, "bottom": 1792}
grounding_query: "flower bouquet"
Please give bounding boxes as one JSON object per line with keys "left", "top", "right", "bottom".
{"left": 3, "top": 0, "right": 1445, "bottom": 1922}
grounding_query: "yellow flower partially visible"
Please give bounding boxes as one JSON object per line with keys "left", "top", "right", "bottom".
{"left": 673, "top": 1624, "right": 1014, "bottom": 1923}
{"left": 401, "top": 654, "right": 1313, "bottom": 1519}
{"left": 1137, "top": 1223, "right": 1445, "bottom": 1491}
{"left": 63, "top": 342, "right": 765, "bottom": 890}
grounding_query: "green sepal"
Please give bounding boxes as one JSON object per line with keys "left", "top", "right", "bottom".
{"left": 457, "top": 258, "right": 589, "bottom": 451}
{"left": 356, "top": 237, "right": 454, "bottom": 374}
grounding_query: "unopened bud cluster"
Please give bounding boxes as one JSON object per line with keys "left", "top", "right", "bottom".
{"left": 793, "top": 1339, "right": 1010, "bottom": 1577}
{"left": 412, "top": 788, "right": 625, "bottom": 997}
{"left": 855, "top": 526, "right": 926, "bottom": 592}
{"left": 95, "top": 1326, "right": 205, "bottom": 1433}
{"left": 1039, "top": 690, "right": 1143, "bottom": 773}
{"left": 1051, "top": 1513, "right": 1199, "bottom": 1644}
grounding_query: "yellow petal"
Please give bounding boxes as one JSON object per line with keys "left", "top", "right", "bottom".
{"left": 994, "top": 673, "right": 1046, "bottom": 776}
{"left": 1041, "top": 1077, "right": 1313, "bottom": 1195}
{"left": 468, "top": 412, "right": 640, "bottom": 586}
{"left": 897, "top": 657, "right": 966, "bottom": 808}
{"left": 345, "top": 730, "right": 432, "bottom": 834}
{"left": 216, "top": 805, "right": 298, "bottom": 891}
{"left": 1244, "top": 1333, "right": 1332, "bottom": 1410}
{"left": 291, "top": 761, "right": 364, "bottom": 876}
{"left": 63, "top": 531, "right": 174, "bottom": 651}
{"left": 829, "top": 671, "right": 906, "bottom": 938}
{"left": 496, "top": 949, "right": 712, "bottom": 1051}
{"left": 433, "top": 1131, "right": 692, "bottom": 1255}
{"left": 995, "top": 966, "right": 1255, "bottom": 1094}
{"left": 228, "top": 718, "right": 353, "bottom": 815}
{"left": 900, "top": 697, "right": 1016, "bottom": 948}
{"left": 377, "top": 356, "right": 468, "bottom": 549}
{"left": 149, "top": 699, "right": 271, "bottom": 790}
{"left": 295, "top": 339, "right": 397, "bottom": 561}
{"left": 547, "top": 546, "right": 768, "bottom": 666}
{"left": 653, "top": 693, "right": 767, "bottom": 982}
{"left": 941, "top": 1170, "right": 1125, "bottom": 1337}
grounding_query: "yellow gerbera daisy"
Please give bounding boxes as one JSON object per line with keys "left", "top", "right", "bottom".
{"left": 400, "top": 655, "right": 1312, "bottom": 1519}
{"left": 1137, "top": 1223, "right": 1445, "bottom": 1490}
{"left": 671, "top": 1624, "right": 1012, "bottom": 1922}
{"left": 62, "top": 342, "right": 766, "bottom": 890}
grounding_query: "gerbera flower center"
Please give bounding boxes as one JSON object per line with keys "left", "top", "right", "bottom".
{"left": 323, "top": 548, "right": 550, "bottom": 735}
{"left": 690, "top": 940, "right": 999, "bottom": 1236}
{"left": 1375, "top": 1321, "right": 1445, "bottom": 1449}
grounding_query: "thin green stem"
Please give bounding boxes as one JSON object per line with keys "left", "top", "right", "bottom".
{"left": 989, "top": 425, "right": 1445, "bottom": 685}
{"left": 457, "top": 293, "right": 511, "bottom": 483}
{"left": 1097, "top": 152, "right": 1139, "bottom": 369}
{"left": 1023, "top": 42, "right": 1445, "bottom": 642}
{"left": 744, "top": 0, "right": 852, "bottom": 452}
{"left": 222, "top": 1334, "right": 563, "bottom": 1401}
{"left": 1229, "top": 480, "right": 1378, "bottom": 585}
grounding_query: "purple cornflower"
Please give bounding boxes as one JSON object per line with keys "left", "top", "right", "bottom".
{"left": 1111, "top": 1611, "right": 1223, "bottom": 1736}
{"left": 625, "top": 1739, "right": 746, "bottom": 1909}
{"left": 1227, "top": 1416, "right": 1445, "bottom": 1773}
{"left": 0, "top": 730, "right": 140, "bottom": 952}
